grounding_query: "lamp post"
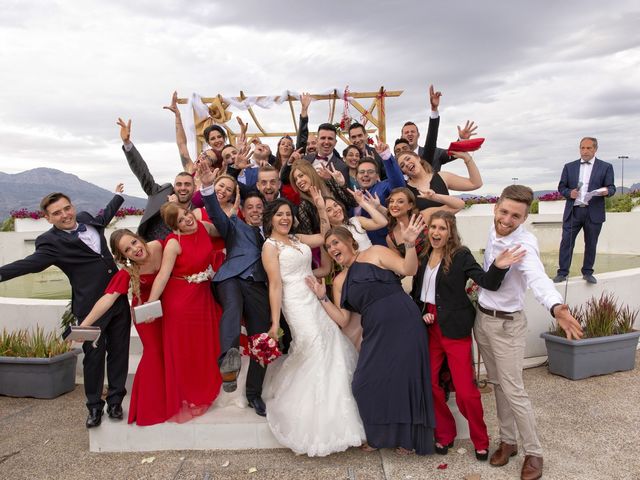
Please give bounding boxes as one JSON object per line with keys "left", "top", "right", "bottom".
{"left": 618, "top": 156, "right": 628, "bottom": 192}
{"left": 512, "top": 177, "right": 518, "bottom": 185}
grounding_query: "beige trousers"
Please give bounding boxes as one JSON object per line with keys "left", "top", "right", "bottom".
{"left": 473, "top": 309, "right": 543, "bottom": 456}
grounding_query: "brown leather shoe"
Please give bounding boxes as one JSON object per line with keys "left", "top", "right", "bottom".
{"left": 521, "top": 455, "right": 543, "bottom": 480}
{"left": 490, "top": 442, "right": 518, "bottom": 466}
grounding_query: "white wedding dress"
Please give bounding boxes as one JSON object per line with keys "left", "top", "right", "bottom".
{"left": 262, "top": 237, "right": 365, "bottom": 457}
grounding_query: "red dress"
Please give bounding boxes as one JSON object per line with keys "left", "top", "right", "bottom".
{"left": 104, "top": 269, "right": 167, "bottom": 426}
{"left": 163, "top": 222, "right": 223, "bottom": 422}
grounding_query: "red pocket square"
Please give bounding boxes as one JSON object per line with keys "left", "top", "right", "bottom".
{"left": 448, "top": 138, "right": 485, "bottom": 155}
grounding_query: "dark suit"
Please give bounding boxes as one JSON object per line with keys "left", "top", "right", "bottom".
{"left": 557, "top": 157, "right": 616, "bottom": 276}
{"left": 421, "top": 116, "right": 455, "bottom": 173}
{"left": 123, "top": 143, "right": 174, "bottom": 240}
{"left": 201, "top": 189, "right": 270, "bottom": 400}
{"left": 0, "top": 195, "right": 131, "bottom": 410}
{"left": 410, "top": 248, "right": 507, "bottom": 339}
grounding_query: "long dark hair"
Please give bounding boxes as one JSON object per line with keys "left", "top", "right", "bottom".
{"left": 426, "top": 210, "right": 462, "bottom": 273}
{"left": 262, "top": 198, "right": 296, "bottom": 238}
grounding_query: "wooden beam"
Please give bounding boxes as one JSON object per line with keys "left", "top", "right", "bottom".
{"left": 176, "top": 90, "right": 403, "bottom": 105}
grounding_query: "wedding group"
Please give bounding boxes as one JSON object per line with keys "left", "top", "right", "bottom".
{"left": 0, "top": 85, "right": 588, "bottom": 480}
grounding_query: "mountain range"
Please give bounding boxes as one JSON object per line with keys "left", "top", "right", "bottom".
{"left": 0, "top": 168, "right": 147, "bottom": 221}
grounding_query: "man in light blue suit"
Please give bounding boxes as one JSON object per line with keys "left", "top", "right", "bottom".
{"left": 199, "top": 165, "right": 271, "bottom": 417}
{"left": 554, "top": 137, "right": 616, "bottom": 284}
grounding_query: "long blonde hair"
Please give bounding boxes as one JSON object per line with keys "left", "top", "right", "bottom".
{"left": 289, "top": 160, "right": 330, "bottom": 202}
{"left": 109, "top": 229, "right": 148, "bottom": 299}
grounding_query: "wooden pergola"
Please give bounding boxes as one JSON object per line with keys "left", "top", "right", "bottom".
{"left": 177, "top": 87, "right": 403, "bottom": 152}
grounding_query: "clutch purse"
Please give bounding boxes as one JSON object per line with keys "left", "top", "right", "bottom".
{"left": 447, "top": 138, "right": 485, "bottom": 155}
{"left": 132, "top": 300, "right": 163, "bottom": 324}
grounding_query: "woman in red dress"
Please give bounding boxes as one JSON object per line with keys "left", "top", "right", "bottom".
{"left": 148, "top": 202, "right": 224, "bottom": 423}
{"left": 80, "top": 229, "right": 166, "bottom": 426}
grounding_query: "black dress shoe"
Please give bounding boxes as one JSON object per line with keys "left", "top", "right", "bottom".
{"left": 434, "top": 441, "right": 454, "bottom": 455}
{"left": 475, "top": 449, "right": 489, "bottom": 461}
{"left": 106, "top": 404, "right": 123, "bottom": 420}
{"left": 247, "top": 396, "right": 266, "bottom": 417}
{"left": 86, "top": 408, "right": 103, "bottom": 428}
{"left": 583, "top": 274, "right": 597, "bottom": 284}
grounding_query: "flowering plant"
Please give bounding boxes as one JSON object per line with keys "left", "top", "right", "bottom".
{"left": 98, "top": 206, "right": 145, "bottom": 217}
{"left": 465, "top": 279, "right": 479, "bottom": 305}
{"left": 463, "top": 196, "right": 498, "bottom": 208}
{"left": 538, "top": 191, "right": 563, "bottom": 201}
{"left": 10, "top": 208, "right": 44, "bottom": 219}
{"left": 184, "top": 265, "right": 215, "bottom": 284}
{"left": 247, "top": 332, "right": 282, "bottom": 367}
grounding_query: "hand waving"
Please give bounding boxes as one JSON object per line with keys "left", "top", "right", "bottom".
{"left": 117, "top": 118, "right": 131, "bottom": 143}
{"left": 114, "top": 183, "right": 125, "bottom": 194}
{"left": 457, "top": 120, "right": 478, "bottom": 140}
{"left": 494, "top": 244, "right": 526, "bottom": 269}
{"left": 399, "top": 214, "right": 426, "bottom": 244}
{"left": 197, "top": 162, "right": 219, "bottom": 188}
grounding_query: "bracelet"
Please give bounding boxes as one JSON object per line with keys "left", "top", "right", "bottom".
{"left": 404, "top": 242, "right": 416, "bottom": 249}
{"left": 319, "top": 294, "right": 329, "bottom": 302}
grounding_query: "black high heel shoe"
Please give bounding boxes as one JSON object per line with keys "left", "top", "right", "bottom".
{"left": 475, "top": 449, "right": 489, "bottom": 461}
{"left": 434, "top": 441, "right": 454, "bottom": 455}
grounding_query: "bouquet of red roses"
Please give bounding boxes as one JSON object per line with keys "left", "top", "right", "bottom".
{"left": 247, "top": 332, "right": 282, "bottom": 367}
{"left": 465, "top": 279, "right": 479, "bottom": 305}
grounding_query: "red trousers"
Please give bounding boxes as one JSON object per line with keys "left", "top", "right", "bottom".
{"left": 427, "top": 304, "right": 489, "bottom": 450}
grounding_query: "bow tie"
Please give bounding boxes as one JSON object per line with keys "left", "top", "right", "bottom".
{"left": 316, "top": 155, "right": 329, "bottom": 161}
{"left": 581, "top": 161, "right": 592, "bottom": 165}
{"left": 70, "top": 223, "right": 87, "bottom": 236}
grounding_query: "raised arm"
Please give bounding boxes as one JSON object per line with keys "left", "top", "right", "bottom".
{"left": 163, "top": 91, "right": 193, "bottom": 172}
{"left": 263, "top": 243, "right": 283, "bottom": 340}
{"left": 295, "top": 93, "right": 312, "bottom": 151}
{"left": 94, "top": 185, "right": 125, "bottom": 226}
{"left": 0, "top": 241, "right": 57, "bottom": 282}
{"left": 376, "top": 214, "right": 425, "bottom": 276}
{"left": 439, "top": 151, "right": 483, "bottom": 191}
{"left": 147, "top": 239, "right": 180, "bottom": 303}
{"left": 199, "top": 165, "right": 231, "bottom": 238}
{"left": 117, "top": 118, "right": 163, "bottom": 196}
{"left": 421, "top": 85, "right": 454, "bottom": 169}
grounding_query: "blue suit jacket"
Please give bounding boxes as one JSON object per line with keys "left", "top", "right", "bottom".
{"left": 239, "top": 167, "right": 259, "bottom": 188}
{"left": 558, "top": 157, "right": 616, "bottom": 224}
{"left": 201, "top": 190, "right": 266, "bottom": 283}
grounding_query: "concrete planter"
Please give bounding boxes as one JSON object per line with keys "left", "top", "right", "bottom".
{"left": 538, "top": 200, "right": 565, "bottom": 215}
{"left": 540, "top": 330, "right": 640, "bottom": 380}
{"left": 458, "top": 203, "right": 495, "bottom": 216}
{"left": 0, "top": 349, "right": 80, "bottom": 398}
{"left": 14, "top": 217, "right": 50, "bottom": 232}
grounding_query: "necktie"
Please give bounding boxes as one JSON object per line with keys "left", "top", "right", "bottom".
{"left": 253, "top": 226, "right": 265, "bottom": 248}
{"left": 70, "top": 223, "right": 87, "bottom": 237}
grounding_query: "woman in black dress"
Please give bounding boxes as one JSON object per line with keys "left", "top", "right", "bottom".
{"left": 306, "top": 219, "right": 435, "bottom": 455}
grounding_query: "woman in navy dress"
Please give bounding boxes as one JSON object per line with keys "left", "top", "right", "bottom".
{"left": 307, "top": 219, "right": 435, "bottom": 455}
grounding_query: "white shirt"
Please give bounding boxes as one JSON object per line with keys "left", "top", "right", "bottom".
{"left": 312, "top": 153, "right": 334, "bottom": 171}
{"left": 478, "top": 224, "right": 562, "bottom": 312}
{"left": 420, "top": 261, "right": 440, "bottom": 305}
{"left": 346, "top": 217, "right": 372, "bottom": 251}
{"left": 64, "top": 223, "right": 101, "bottom": 254}
{"left": 575, "top": 159, "right": 595, "bottom": 205}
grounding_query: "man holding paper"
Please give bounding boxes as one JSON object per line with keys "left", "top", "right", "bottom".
{"left": 554, "top": 137, "right": 616, "bottom": 284}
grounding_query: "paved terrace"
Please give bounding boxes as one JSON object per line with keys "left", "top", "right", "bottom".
{"left": 1, "top": 352, "right": 638, "bottom": 480}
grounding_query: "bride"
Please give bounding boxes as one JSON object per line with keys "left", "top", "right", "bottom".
{"left": 261, "top": 189, "right": 365, "bottom": 457}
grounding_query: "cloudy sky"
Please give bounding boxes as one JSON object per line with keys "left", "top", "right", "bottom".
{"left": 1, "top": 0, "right": 639, "bottom": 199}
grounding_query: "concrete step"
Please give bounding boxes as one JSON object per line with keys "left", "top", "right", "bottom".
{"left": 88, "top": 357, "right": 472, "bottom": 453}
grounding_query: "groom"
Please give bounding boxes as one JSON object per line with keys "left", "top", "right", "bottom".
{"left": 198, "top": 164, "right": 271, "bottom": 417}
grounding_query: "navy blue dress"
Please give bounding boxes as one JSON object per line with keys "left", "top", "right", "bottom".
{"left": 341, "top": 261, "right": 435, "bottom": 454}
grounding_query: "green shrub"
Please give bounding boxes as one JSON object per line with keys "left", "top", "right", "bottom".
{"left": 530, "top": 199, "right": 539, "bottom": 214}
{"left": 0, "top": 327, "right": 72, "bottom": 358}
{"left": 605, "top": 194, "right": 633, "bottom": 212}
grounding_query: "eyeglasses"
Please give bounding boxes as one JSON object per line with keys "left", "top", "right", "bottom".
{"left": 357, "top": 169, "right": 376, "bottom": 175}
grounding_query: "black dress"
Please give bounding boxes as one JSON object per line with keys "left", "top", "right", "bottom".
{"left": 341, "top": 261, "right": 435, "bottom": 454}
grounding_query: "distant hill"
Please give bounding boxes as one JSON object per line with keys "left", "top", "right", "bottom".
{"left": 0, "top": 168, "right": 147, "bottom": 221}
